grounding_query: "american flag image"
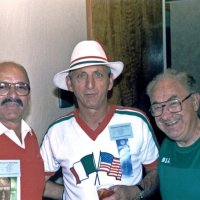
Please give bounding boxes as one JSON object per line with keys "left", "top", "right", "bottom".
{"left": 98, "top": 152, "right": 122, "bottom": 180}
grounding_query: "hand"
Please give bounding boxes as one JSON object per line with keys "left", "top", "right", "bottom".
{"left": 102, "top": 185, "right": 140, "bottom": 200}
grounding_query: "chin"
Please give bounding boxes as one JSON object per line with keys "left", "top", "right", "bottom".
{"left": 166, "top": 131, "right": 182, "bottom": 141}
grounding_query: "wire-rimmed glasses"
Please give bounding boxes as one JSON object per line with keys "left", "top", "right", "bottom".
{"left": 0, "top": 82, "right": 30, "bottom": 96}
{"left": 149, "top": 93, "right": 194, "bottom": 117}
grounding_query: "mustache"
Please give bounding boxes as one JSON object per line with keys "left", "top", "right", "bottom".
{"left": 1, "top": 98, "right": 23, "bottom": 107}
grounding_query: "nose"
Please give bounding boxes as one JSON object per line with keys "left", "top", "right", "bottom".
{"left": 7, "top": 85, "right": 18, "bottom": 97}
{"left": 86, "top": 75, "right": 95, "bottom": 89}
{"left": 158, "top": 105, "right": 173, "bottom": 123}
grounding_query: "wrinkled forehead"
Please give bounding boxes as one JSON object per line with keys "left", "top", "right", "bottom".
{"left": 151, "top": 77, "right": 188, "bottom": 102}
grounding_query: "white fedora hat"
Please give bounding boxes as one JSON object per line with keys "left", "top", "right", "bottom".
{"left": 53, "top": 40, "right": 124, "bottom": 90}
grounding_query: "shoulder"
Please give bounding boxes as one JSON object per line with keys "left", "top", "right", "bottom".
{"left": 48, "top": 111, "right": 75, "bottom": 129}
{"left": 115, "top": 105, "right": 147, "bottom": 117}
{"left": 115, "top": 105, "right": 152, "bottom": 126}
{"left": 160, "top": 137, "right": 175, "bottom": 152}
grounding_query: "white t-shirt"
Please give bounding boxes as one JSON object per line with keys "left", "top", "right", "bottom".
{"left": 40, "top": 104, "right": 159, "bottom": 200}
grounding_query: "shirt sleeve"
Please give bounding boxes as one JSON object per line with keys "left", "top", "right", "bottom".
{"left": 140, "top": 119, "right": 159, "bottom": 166}
{"left": 40, "top": 128, "right": 61, "bottom": 173}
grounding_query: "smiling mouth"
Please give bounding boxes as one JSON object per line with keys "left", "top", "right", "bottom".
{"left": 164, "top": 120, "right": 178, "bottom": 127}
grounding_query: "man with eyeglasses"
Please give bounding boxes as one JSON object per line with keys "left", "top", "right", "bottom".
{"left": 147, "top": 69, "right": 200, "bottom": 200}
{"left": 0, "top": 62, "right": 45, "bottom": 199}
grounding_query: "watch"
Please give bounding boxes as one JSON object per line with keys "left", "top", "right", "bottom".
{"left": 135, "top": 184, "right": 145, "bottom": 199}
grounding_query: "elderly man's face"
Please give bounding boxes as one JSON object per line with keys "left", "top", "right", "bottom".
{"left": 66, "top": 65, "right": 113, "bottom": 110}
{"left": 0, "top": 64, "right": 30, "bottom": 124}
{"left": 150, "top": 77, "right": 199, "bottom": 146}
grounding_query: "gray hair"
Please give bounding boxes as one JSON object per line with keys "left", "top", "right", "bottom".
{"left": 146, "top": 69, "right": 197, "bottom": 99}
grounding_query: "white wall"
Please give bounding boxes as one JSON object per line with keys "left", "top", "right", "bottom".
{"left": 0, "top": 0, "right": 87, "bottom": 144}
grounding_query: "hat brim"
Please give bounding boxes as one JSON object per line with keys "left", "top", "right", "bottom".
{"left": 53, "top": 61, "right": 124, "bottom": 90}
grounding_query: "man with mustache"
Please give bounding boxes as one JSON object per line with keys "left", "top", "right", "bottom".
{"left": 0, "top": 62, "right": 45, "bottom": 200}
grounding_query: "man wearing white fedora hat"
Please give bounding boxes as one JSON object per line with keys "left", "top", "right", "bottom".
{"left": 41, "top": 40, "right": 159, "bottom": 200}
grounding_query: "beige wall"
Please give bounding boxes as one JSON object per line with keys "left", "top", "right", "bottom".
{"left": 0, "top": 0, "right": 87, "bottom": 144}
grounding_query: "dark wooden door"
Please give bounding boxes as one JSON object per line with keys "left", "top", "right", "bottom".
{"left": 86, "top": 0, "right": 163, "bottom": 111}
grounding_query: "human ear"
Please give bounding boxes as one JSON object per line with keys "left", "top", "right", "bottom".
{"left": 192, "top": 93, "right": 200, "bottom": 111}
{"left": 66, "top": 76, "right": 73, "bottom": 92}
{"left": 108, "top": 74, "right": 114, "bottom": 91}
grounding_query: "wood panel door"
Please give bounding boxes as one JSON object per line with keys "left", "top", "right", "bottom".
{"left": 86, "top": 0, "right": 163, "bottom": 113}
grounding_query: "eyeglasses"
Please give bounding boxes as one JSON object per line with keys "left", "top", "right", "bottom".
{"left": 0, "top": 82, "right": 30, "bottom": 96}
{"left": 149, "top": 93, "right": 194, "bottom": 117}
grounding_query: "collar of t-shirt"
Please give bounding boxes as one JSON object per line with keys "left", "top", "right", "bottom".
{"left": 0, "top": 120, "right": 32, "bottom": 148}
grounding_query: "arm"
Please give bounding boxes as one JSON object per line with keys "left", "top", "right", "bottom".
{"left": 103, "top": 163, "right": 159, "bottom": 200}
{"left": 137, "top": 165, "right": 159, "bottom": 198}
{"left": 43, "top": 176, "right": 64, "bottom": 200}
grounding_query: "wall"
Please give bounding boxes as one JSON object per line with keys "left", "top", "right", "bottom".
{"left": 167, "top": 0, "right": 200, "bottom": 91}
{"left": 0, "top": 0, "right": 87, "bottom": 144}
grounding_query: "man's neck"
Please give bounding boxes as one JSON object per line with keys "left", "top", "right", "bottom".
{"left": 78, "top": 104, "right": 110, "bottom": 130}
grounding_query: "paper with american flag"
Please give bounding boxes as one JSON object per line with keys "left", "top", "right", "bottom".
{"left": 98, "top": 151, "right": 122, "bottom": 180}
